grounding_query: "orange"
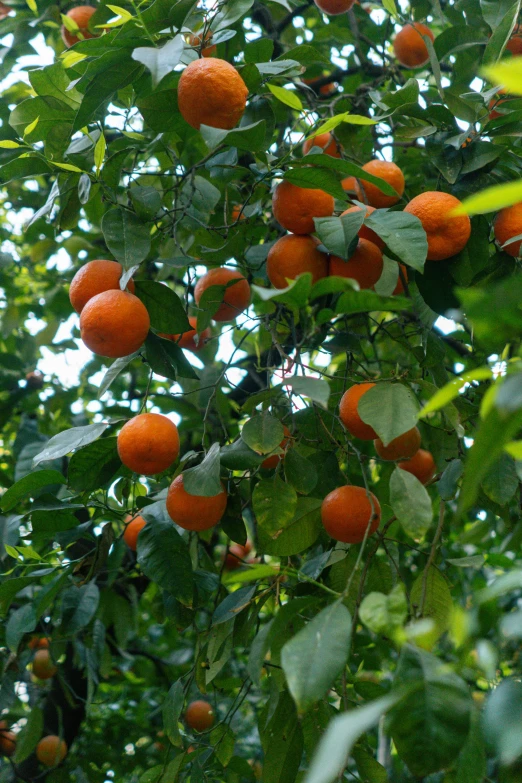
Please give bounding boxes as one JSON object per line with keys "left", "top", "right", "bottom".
{"left": 117, "top": 413, "right": 180, "bottom": 475}
{"left": 33, "top": 649, "right": 57, "bottom": 680}
{"left": 314, "top": 0, "right": 355, "bottom": 14}
{"left": 0, "top": 722, "right": 16, "bottom": 757}
{"left": 36, "top": 735, "right": 67, "bottom": 767}
{"left": 398, "top": 448, "right": 436, "bottom": 485}
{"left": 393, "top": 23, "right": 434, "bottom": 69}
{"left": 339, "top": 383, "right": 377, "bottom": 440}
{"left": 123, "top": 515, "right": 146, "bottom": 551}
{"left": 302, "top": 132, "right": 341, "bottom": 158}
{"left": 507, "top": 24, "right": 522, "bottom": 55}
{"left": 69, "top": 259, "right": 135, "bottom": 314}
{"left": 187, "top": 31, "right": 216, "bottom": 57}
{"left": 80, "top": 289, "right": 150, "bottom": 358}
{"left": 488, "top": 94, "right": 512, "bottom": 121}
{"left": 194, "top": 267, "right": 250, "bottom": 322}
{"left": 231, "top": 204, "right": 246, "bottom": 222}
{"left": 374, "top": 426, "right": 421, "bottom": 461}
{"left": 272, "top": 180, "right": 335, "bottom": 235}
{"left": 28, "top": 636, "right": 50, "bottom": 650}
{"left": 347, "top": 160, "right": 405, "bottom": 208}
{"left": 61, "top": 5, "right": 96, "bottom": 48}
{"left": 494, "top": 203, "right": 522, "bottom": 257}
{"left": 166, "top": 474, "right": 227, "bottom": 531}
{"left": 321, "top": 485, "right": 381, "bottom": 543}
{"left": 261, "top": 425, "right": 292, "bottom": 470}
{"left": 393, "top": 264, "right": 408, "bottom": 295}
{"left": 329, "top": 239, "right": 384, "bottom": 290}
{"left": 404, "top": 192, "right": 471, "bottom": 261}
{"left": 178, "top": 58, "right": 248, "bottom": 130}
{"left": 224, "top": 541, "right": 252, "bottom": 570}
{"left": 303, "top": 78, "right": 337, "bottom": 96}
{"left": 267, "top": 235, "right": 328, "bottom": 289}
{"left": 160, "top": 316, "right": 211, "bottom": 353}
{"left": 341, "top": 205, "right": 384, "bottom": 249}
{"left": 185, "top": 700, "right": 215, "bottom": 732}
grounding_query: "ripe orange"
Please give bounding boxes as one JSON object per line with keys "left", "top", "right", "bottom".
{"left": 231, "top": 204, "right": 246, "bottom": 222}
{"left": 194, "top": 267, "right": 250, "bottom": 322}
{"left": 374, "top": 426, "right": 421, "bottom": 461}
{"left": 393, "top": 23, "right": 434, "bottom": 69}
{"left": 404, "top": 192, "right": 471, "bottom": 261}
{"left": 329, "top": 239, "right": 383, "bottom": 290}
{"left": 302, "top": 132, "right": 341, "bottom": 158}
{"left": 28, "top": 636, "right": 50, "bottom": 650}
{"left": 0, "top": 722, "right": 16, "bottom": 757}
{"left": 267, "top": 234, "right": 328, "bottom": 289}
{"left": 166, "top": 474, "right": 227, "bottom": 531}
{"left": 339, "top": 383, "right": 377, "bottom": 440}
{"left": 261, "top": 425, "right": 292, "bottom": 470}
{"left": 303, "top": 78, "right": 337, "bottom": 96}
{"left": 347, "top": 160, "right": 405, "bottom": 208}
{"left": 69, "top": 259, "right": 135, "bottom": 314}
{"left": 494, "top": 203, "right": 522, "bottom": 257}
{"left": 341, "top": 205, "right": 384, "bottom": 249}
{"left": 178, "top": 58, "right": 248, "bottom": 130}
{"left": 272, "top": 181, "right": 335, "bottom": 235}
{"left": 123, "top": 515, "right": 146, "bottom": 551}
{"left": 185, "top": 700, "right": 215, "bottom": 732}
{"left": 80, "top": 289, "right": 150, "bottom": 358}
{"left": 507, "top": 24, "right": 522, "bottom": 55}
{"left": 488, "top": 92, "right": 512, "bottom": 121}
{"left": 117, "top": 413, "right": 180, "bottom": 475}
{"left": 398, "top": 448, "right": 436, "bottom": 485}
{"left": 160, "top": 316, "right": 211, "bottom": 352}
{"left": 61, "top": 5, "right": 96, "bottom": 48}
{"left": 187, "top": 31, "right": 216, "bottom": 57}
{"left": 33, "top": 649, "right": 57, "bottom": 680}
{"left": 36, "top": 735, "right": 67, "bottom": 767}
{"left": 393, "top": 264, "right": 408, "bottom": 295}
{"left": 224, "top": 541, "right": 252, "bottom": 570}
{"left": 321, "top": 485, "right": 381, "bottom": 543}
{"left": 314, "top": 0, "right": 355, "bottom": 14}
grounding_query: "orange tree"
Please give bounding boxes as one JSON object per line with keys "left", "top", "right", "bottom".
{"left": 1, "top": 0, "right": 522, "bottom": 781}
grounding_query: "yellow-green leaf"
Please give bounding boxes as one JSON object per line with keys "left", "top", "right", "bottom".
{"left": 267, "top": 83, "right": 303, "bottom": 111}
{"left": 25, "top": 0, "right": 37, "bottom": 14}
{"left": 51, "top": 161, "right": 84, "bottom": 172}
{"left": 100, "top": 5, "right": 133, "bottom": 27}
{"left": 419, "top": 367, "right": 493, "bottom": 418}
{"left": 382, "top": 0, "right": 398, "bottom": 18}
{"left": 504, "top": 441, "right": 522, "bottom": 459}
{"left": 307, "top": 112, "right": 377, "bottom": 140}
{"left": 451, "top": 179, "right": 522, "bottom": 216}
{"left": 94, "top": 132, "right": 106, "bottom": 175}
{"left": 23, "top": 116, "right": 40, "bottom": 138}
{"left": 0, "top": 140, "right": 22, "bottom": 148}
{"left": 61, "top": 50, "right": 87, "bottom": 68}
{"left": 482, "top": 59, "right": 522, "bottom": 96}
{"left": 61, "top": 12, "right": 79, "bottom": 32}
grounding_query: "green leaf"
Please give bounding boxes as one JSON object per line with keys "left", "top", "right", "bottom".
{"left": 200, "top": 120, "right": 267, "bottom": 152}
{"left": 484, "top": 679, "right": 522, "bottom": 766}
{"left": 132, "top": 35, "right": 184, "bottom": 87}
{"left": 335, "top": 289, "right": 411, "bottom": 315}
{"left": 314, "top": 211, "right": 365, "bottom": 259}
{"left": 418, "top": 367, "right": 492, "bottom": 417}
{"left": 61, "top": 582, "right": 100, "bottom": 633}
{"left": 94, "top": 131, "right": 106, "bottom": 175}
{"left": 283, "top": 167, "right": 346, "bottom": 201}
{"left": 67, "top": 437, "right": 121, "bottom": 492}
{"left": 134, "top": 281, "right": 190, "bottom": 334}
{"left": 98, "top": 353, "right": 138, "bottom": 399}
{"left": 260, "top": 690, "right": 304, "bottom": 783}
{"left": 6, "top": 604, "right": 36, "bottom": 652}
{"left": 13, "top": 706, "right": 43, "bottom": 763}
{"left": 137, "top": 518, "right": 193, "bottom": 606}
{"left": 145, "top": 332, "right": 199, "bottom": 381}
{"left": 241, "top": 415, "right": 284, "bottom": 454}
{"left": 182, "top": 443, "right": 222, "bottom": 497}
{"left": 162, "top": 680, "right": 184, "bottom": 747}
{"left": 10, "top": 96, "right": 74, "bottom": 142}
{"left": 101, "top": 207, "right": 151, "bottom": 269}
{"left": 130, "top": 186, "right": 162, "bottom": 220}
{"left": 281, "top": 601, "right": 351, "bottom": 713}
{"left": 220, "top": 439, "right": 265, "bottom": 470}
{"left": 32, "top": 423, "right": 108, "bottom": 466}
{"left": 482, "top": 0, "right": 521, "bottom": 65}
{"left": 389, "top": 468, "right": 433, "bottom": 539}
{"left": 410, "top": 567, "right": 452, "bottom": 632}
{"left": 365, "top": 211, "right": 428, "bottom": 272}
{"left": 252, "top": 273, "right": 313, "bottom": 308}
{"left": 381, "top": 0, "right": 398, "bottom": 17}
{"left": 222, "top": 563, "right": 279, "bottom": 585}
{"left": 245, "top": 38, "right": 274, "bottom": 63}
{"left": 387, "top": 646, "right": 472, "bottom": 777}
{"left": 359, "top": 585, "right": 407, "bottom": 635}
{"left": 258, "top": 497, "right": 322, "bottom": 556}
{"left": 301, "top": 154, "right": 395, "bottom": 196}
{"left": 267, "top": 83, "right": 303, "bottom": 110}
{"left": 352, "top": 747, "right": 389, "bottom": 783}
{"left": 211, "top": 0, "right": 254, "bottom": 31}
{"left": 452, "top": 706, "right": 487, "bottom": 783}
{"left": 1, "top": 470, "right": 66, "bottom": 512}
{"left": 358, "top": 383, "right": 419, "bottom": 446}
{"left": 253, "top": 477, "right": 297, "bottom": 537}
{"left": 288, "top": 377, "right": 330, "bottom": 409}
{"left": 284, "top": 449, "right": 318, "bottom": 495}
{"left": 73, "top": 57, "right": 143, "bottom": 132}
{"left": 482, "top": 452, "right": 518, "bottom": 505}
{"left": 212, "top": 585, "right": 256, "bottom": 625}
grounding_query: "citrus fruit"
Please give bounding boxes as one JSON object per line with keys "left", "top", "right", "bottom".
{"left": 36, "top": 735, "right": 67, "bottom": 767}
{"left": 185, "top": 700, "right": 215, "bottom": 732}
{"left": 329, "top": 239, "right": 384, "bottom": 290}
{"left": 80, "top": 289, "right": 150, "bottom": 358}
{"left": 61, "top": 5, "right": 96, "bottom": 48}
{"left": 272, "top": 180, "right": 335, "bottom": 235}
{"left": 178, "top": 58, "right": 248, "bottom": 130}
{"left": 302, "top": 131, "right": 341, "bottom": 157}
{"left": 28, "top": 636, "right": 50, "bottom": 650}
{"left": 404, "top": 191, "right": 471, "bottom": 261}
{"left": 374, "top": 426, "right": 421, "bottom": 460}
{"left": 231, "top": 204, "right": 246, "bottom": 222}
{"left": 267, "top": 234, "right": 328, "bottom": 289}
{"left": 194, "top": 267, "right": 250, "bottom": 322}
{"left": 341, "top": 205, "right": 384, "bottom": 249}
{"left": 224, "top": 541, "right": 252, "bottom": 570}
{"left": 321, "top": 485, "right": 381, "bottom": 543}
{"left": 398, "top": 448, "right": 436, "bottom": 485}
{"left": 0, "top": 722, "right": 16, "bottom": 757}
{"left": 507, "top": 24, "right": 522, "bottom": 55}
{"left": 314, "top": 0, "right": 355, "bottom": 15}
{"left": 494, "top": 203, "right": 522, "bottom": 257}
{"left": 261, "top": 425, "right": 292, "bottom": 469}
{"left": 33, "top": 649, "right": 57, "bottom": 680}
{"left": 160, "top": 316, "right": 211, "bottom": 352}
{"left": 347, "top": 160, "right": 405, "bottom": 208}
{"left": 393, "top": 264, "right": 408, "bottom": 295}
{"left": 187, "top": 30, "right": 216, "bottom": 57}
{"left": 117, "top": 412, "right": 180, "bottom": 475}
{"left": 339, "top": 383, "right": 377, "bottom": 440}
{"left": 69, "top": 259, "right": 135, "bottom": 314}
{"left": 166, "top": 474, "right": 227, "bottom": 531}
{"left": 123, "top": 515, "right": 146, "bottom": 551}
{"left": 393, "top": 23, "right": 434, "bottom": 69}
{"left": 488, "top": 92, "right": 512, "bottom": 121}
